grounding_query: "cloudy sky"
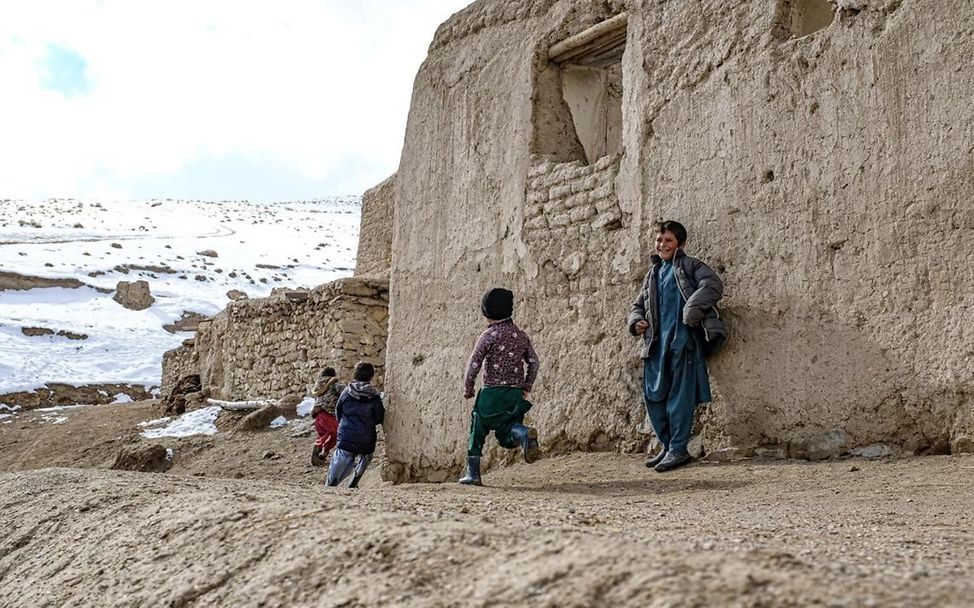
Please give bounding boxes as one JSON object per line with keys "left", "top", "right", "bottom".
{"left": 0, "top": 1, "right": 472, "bottom": 201}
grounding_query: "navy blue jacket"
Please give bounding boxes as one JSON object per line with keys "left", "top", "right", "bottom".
{"left": 335, "top": 382, "right": 385, "bottom": 454}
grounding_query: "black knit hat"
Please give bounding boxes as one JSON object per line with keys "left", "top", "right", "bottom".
{"left": 481, "top": 288, "right": 514, "bottom": 320}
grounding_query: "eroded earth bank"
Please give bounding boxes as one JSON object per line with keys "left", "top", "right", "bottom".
{"left": 1, "top": 402, "right": 972, "bottom": 607}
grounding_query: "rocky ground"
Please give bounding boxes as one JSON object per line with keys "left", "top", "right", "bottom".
{"left": 1, "top": 402, "right": 973, "bottom": 607}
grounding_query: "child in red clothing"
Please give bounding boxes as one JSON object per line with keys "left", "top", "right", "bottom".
{"left": 310, "top": 367, "right": 344, "bottom": 466}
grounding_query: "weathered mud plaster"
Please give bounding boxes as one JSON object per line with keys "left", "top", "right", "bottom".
{"left": 355, "top": 174, "right": 396, "bottom": 280}
{"left": 383, "top": 0, "right": 974, "bottom": 481}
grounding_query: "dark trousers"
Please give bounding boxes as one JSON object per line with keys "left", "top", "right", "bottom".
{"left": 467, "top": 386, "right": 532, "bottom": 457}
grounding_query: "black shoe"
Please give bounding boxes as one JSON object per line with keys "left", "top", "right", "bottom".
{"left": 510, "top": 423, "right": 541, "bottom": 463}
{"left": 458, "top": 456, "right": 482, "bottom": 485}
{"left": 348, "top": 474, "right": 362, "bottom": 489}
{"left": 654, "top": 451, "right": 691, "bottom": 472}
{"left": 645, "top": 450, "right": 667, "bottom": 468}
{"left": 311, "top": 445, "right": 324, "bottom": 467}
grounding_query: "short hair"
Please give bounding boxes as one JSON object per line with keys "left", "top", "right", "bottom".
{"left": 658, "top": 220, "right": 688, "bottom": 245}
{"left": 320, "top": 367, "right": 336, "bottom": 377}
{"left": 352, "top": 361, "right": 375, "bottom": 382}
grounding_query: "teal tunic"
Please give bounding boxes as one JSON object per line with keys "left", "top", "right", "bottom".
{"left": 642, "top": 260, "right": 712, "bottom": 453}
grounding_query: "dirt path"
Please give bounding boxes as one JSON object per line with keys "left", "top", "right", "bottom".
{"left": 1, "top": 402, "right": 973, "bottom": 607}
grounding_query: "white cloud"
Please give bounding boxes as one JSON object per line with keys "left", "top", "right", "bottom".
{"left": 0, "top": 0, "right": 471, "bottom": 200}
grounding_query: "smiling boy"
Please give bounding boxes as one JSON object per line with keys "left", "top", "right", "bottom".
{"left": 627, "top": 221, "right": 724, "bottom": 472}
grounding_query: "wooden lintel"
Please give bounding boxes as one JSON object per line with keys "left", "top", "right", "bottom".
{"left": 548, "top": 12, "right": 628, "bottom": 63}
{"left": 555, "top": 29, "right": 627, "bottom": 65}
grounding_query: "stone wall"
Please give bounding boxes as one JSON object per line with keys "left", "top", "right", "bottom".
{"left": 162, "top": 278, "right": 388, "bottom": 401}
{"left": 355, "top": 174, "right": 396, "bottom": 279}
{"left": 383, "top": 0, "right": 974, "bottom": 481}
{"left": 160, "top": 340, "right": 197, "bottom": 403}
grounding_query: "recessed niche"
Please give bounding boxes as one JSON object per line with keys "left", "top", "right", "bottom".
{"left": 534, "top": 13, "right": 627, "bottom": 165}
{"left": 782, "top": 0, "right": 835, "bottom": 38}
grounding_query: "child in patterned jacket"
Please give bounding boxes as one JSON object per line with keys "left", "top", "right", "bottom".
{"left": 458, "top": 287, "right": 541, "bottom": 486}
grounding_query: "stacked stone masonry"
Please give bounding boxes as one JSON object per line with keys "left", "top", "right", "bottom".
{"left": 162, "top": 278, "right": 388, "bottom": 402}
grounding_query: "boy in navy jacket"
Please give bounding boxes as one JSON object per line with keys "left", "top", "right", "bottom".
{"left": 326, "top": 361, "right": 385, "bottom": 488}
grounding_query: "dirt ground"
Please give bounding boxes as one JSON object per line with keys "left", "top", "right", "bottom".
{"left": 1, "top": 402, "right": 973, "bottom": 607}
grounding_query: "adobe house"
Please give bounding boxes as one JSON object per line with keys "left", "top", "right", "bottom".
{"left": 373, "top": 0, "right": 973, "bottom": 481}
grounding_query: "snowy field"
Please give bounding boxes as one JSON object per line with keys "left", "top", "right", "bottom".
{"left": 0, "top": 197, "right": 360, "bottom": 396}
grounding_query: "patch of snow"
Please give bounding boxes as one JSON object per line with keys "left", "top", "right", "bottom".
{"left": 269, "top": 415, "right": 288, "bottom": 428}
{"left": 296, "top": 396, "right": 315, "bottom": 417}
{"left": 112, "top": 393, "right": 134, "bottom": 404}
{"left": 0, "top": 197, "right": 360, "bottom": 395}
{"left": 0, "top": 414, "right": 12, "bottom": 421}
{"left": 141, "top": 405, "right": 221, "bottom": 438}
{"left": 41, "top": 414, "right": 69, "bottom": 424}
{"left": 165, "top": 448, "right": 174, "bottom": 462}
{"left": 139, "top": 416, "right": 172, "bottom": 427}
{"left": 0, "top": 404, "right": 22, "bottom": 413}
{"left": 34, "top": 403, "right": 93, "bottom": 413}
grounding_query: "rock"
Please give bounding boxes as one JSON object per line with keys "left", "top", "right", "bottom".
{"left": 111, "top": 444, "right": 172, "bottom": 473}
{"left": 21, "top": 326, "right": 55, "bottom": 337}
{"left": 0, "top": 383, "right": 151, "bottom": 410}
{"left": 226, "top": 289, "right": 248, "bottom": 301}
{"left": 197, "top": 249, "right": 218, "bottom": 258}
{"left": 288, "top": 418, "right": 315, "bottom": 438}
{"left": 951, "top": 436, "right": 974, "bottom": 454}
{"left": 0, "top": 271, "right": 84, "bottom": 291}
{"left": 162, "top": 311, "right": 208, "bottom": 334}
{"left": 851, "top": 443, "right": 900, "bottom": 459}
{"left": 113, "top": 280, "right": 154, "bottom": 311}
{"left": 237, "top": 404, "right": 284, "bottom": 432}
{"left": 269, "top": 287, "right": 308, "bottom": 301}
{"left": 277, "top": 393, "right": 303, "bottom": 418}
{"left": 56, "top": 330, "right": 88, "bottom": 340}
{"left": 702, "top": 446, "right": 753, "bottom": 462}
{"left": 753, "top": 444, "right": 789, "bottom": 459}
{"left": 183, "top": 391, "right": 204, "bottom": 410}
{"left": 793, "top": 431, "right": 848, "bottom": 461}
{"left": 163, "top": 375, "right": 202, "bottom": 415}
{"left": 110, "top": 242, "right": 122, "bottom": 249}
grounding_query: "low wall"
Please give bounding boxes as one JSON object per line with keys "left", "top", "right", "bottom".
{"left": 162, "top": 278, "right": 389, "bottom": 401}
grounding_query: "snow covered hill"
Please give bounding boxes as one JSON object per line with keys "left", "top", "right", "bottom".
{"left": 0, "top": 197, "right": 360, "bottom": 400}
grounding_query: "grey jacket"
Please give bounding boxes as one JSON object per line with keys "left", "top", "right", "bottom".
{"left": 627, "top": 249, "right": 725, "bottom": 358}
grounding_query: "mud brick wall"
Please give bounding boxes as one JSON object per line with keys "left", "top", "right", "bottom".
{"left": 354, "top": 174, "right": 395, "bottom": 280}
{"left": 162, "top": 278, "right": 388, "bottom": 401}
{"left": 383, "top": 0, "right": 974, "bottom": 482}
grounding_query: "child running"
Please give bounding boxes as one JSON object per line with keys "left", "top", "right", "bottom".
{"left": 309, "top": 367, "right": 344, "bottom": 467}
{"left": 459, "top": 287, "right": 541, "bottom": 486}
{"left": 326, "top": 361, "right": 384, "bottom": 489}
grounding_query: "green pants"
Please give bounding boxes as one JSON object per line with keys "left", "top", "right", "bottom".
{"left": 467, "top": 386, "right": 533, "bottom": 457}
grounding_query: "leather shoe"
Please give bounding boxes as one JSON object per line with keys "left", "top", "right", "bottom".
{"left": 645, "top": 450, "right": 667, "bottom": 468}
{"left": 654, "top": 451, "right": 691, "bottom": 472}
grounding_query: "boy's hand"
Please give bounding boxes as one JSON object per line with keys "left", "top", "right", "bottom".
{"left": 683, "top": 308, "right": 703, "bottom": 327}
{"left": 464, "top": 388, "right": 474, "bottom": 399}
{"left": 634, "top": 320, "right": 649, "bottom": 335}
